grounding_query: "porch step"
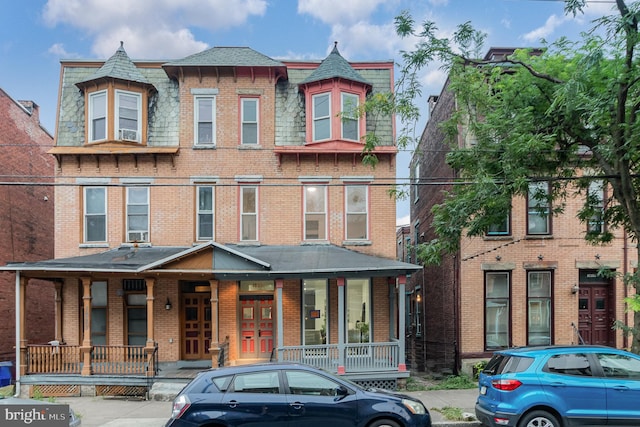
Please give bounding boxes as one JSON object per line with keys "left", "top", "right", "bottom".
{"left": 149, "top": 380, "right": 187, "bottom": 401}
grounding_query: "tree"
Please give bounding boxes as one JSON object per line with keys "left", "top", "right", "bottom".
{"left": 388, "top": 0, "right": 640, "bottom": 353}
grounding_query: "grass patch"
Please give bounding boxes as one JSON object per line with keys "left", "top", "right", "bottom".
{"left": 427, "top": 374, "right": 476, "bottom": 390}
{"left": 432, "top": 406, "right": 465, "bottom": 421}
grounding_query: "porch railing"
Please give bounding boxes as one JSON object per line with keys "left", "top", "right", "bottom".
{"left": 26, "top": 344, "right": 158, "bottom": 376}
{"left": 275, "top": 341, "right": 399, "bottom": 373}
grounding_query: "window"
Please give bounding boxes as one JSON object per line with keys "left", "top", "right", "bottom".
{"left": 341, "top": 92, "right": 359, "bottom": 141}
{"left": 241, "top": 98, "right": 259, "bottom": 145}
{"left": 346, "top": 279, "right": 370, "bottom": 344}
{"left": 126, "top": 187, "right": 149, "bottom": 242}
{"left": 195, "top": 96, "right": 216, "bottom": 145}
{"left": 116, "top": 90, "right": 141, "bottom": 142}
{"left": 89, "top": 91, "right": 107, "bottom": 142}
{"left": 597, "top": 353, "right": 640, "bottom": 378}
{"left": 545, "top": 354, "right": 592, "bottom": 376}
{"left": 303, "top": 279, "right": 328, "bottom": 345}
{"left": 285, "top": 370, "right": 343, "bottom": 396}
{"left": 487, "top": 213, "right": 510, "bottom": 236}
{"left": 527, "top": 182, "right": 551, "bottom": 235}
{"left": 304, "top": 185, "right": 327, "bottom": 240}
{"left": 240, "top": 186, "right": 258, "bottom": 241}
{"left": 587, "top": 181, "right": 604, "bottom": 234}
{"left": 197, "top": 186, "right": 215, "bottom": 241}
{"left": 84, "top": 187, "right": 106, "bottom": 242}
{"left": 312, "top": 93, "right": 331, "bottom": 141}
{"left": 527, "top": 271, "right": 552, "bottom": 346}
{"left": 91, "top": 281, "right": 107, "bottom": 345}
{"left": 485, "top": 272, "right": 510, "bottom": 350}
{"left": 126, "top": 293, "right": 147, "bottom": 346}
{"left": 232, "top": 371, "right": 280, "bottom": 394}
{"left": 346, "top": 185, "right": 368, "bottom": 240}
{"left": 413, "top": 163, "right": 420, "bottom": 203}
{"left": 414, "top": 291, "right": 422, "bottom": 337}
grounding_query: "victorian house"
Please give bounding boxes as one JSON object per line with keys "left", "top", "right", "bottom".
{"left": 1, "top": 42, "right": 419, "bottom": 397}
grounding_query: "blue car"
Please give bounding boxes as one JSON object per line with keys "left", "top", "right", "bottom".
{"left": 475, "top": 345, "right": 640, "bottom": 427}
{"left": 165, "top": 362, "right": 431, "bottom": 427}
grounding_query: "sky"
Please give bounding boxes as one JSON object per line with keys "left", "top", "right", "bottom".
{"left": 0, "top": 0, "right": 619, "bottom": 226}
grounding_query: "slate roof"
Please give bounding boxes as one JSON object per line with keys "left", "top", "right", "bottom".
{"left": 1, "top": 243, "right": 420, "bottom": 279}
{"left": 163, "top": 46, "right": 285, "bottom": 68}
{"left": 76, "top": 42, "right": 153, "bottom": 89}
{"left": 300, "top": 42, "right": 370, "bottom": 86}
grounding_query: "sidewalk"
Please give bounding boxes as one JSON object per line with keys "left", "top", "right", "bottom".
{"left": 57, "top": 388, "right": 481, "bottom": 427}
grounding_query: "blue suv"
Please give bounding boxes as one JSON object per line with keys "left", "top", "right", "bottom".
{"left": 475, "top": 345, "right": 640, "bottom": 427}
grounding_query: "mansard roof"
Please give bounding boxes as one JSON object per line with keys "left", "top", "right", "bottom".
{"left": 163, "top": 46, "right": 285, "bottom": 68}
{"left": 300, "top": 42, "right": 371, "bottom": 86}
{"left": 76, "top": 42, "right": 155, "bottom": 90}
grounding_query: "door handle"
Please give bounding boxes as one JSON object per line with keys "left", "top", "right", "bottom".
{"left": 227, "top": 400, "right": 239, "bottom": 408}
{"left": 289, "top": 402, "right": 304, "bottom": 409}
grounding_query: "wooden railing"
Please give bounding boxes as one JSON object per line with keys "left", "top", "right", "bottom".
{"left": 275, "top": 341, "right": 399, "bottom": 373}
{"left": 26, "top": 344, "right": 157, "bottom": 376}
{"left": 27, "top": 345, "right": 82, "bottom": 374}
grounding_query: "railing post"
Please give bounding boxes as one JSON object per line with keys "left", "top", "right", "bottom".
{"left": 337, "top": 278, "right": 345, "bottom": 374}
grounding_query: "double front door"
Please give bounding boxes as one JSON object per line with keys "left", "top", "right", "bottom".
{"left": 578, "top": 284, "right": 614, "bottom": 346}
{"left": 240, "top": 295, "right": 274, "bottom": 360}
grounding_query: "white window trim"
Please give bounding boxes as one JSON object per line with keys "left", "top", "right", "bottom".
{"left": 89, "top": 90, "right": 108, "bottom": 142}
{"left": 241, "top": 97, "right": 259, "bottom": 145}
{"left": 304, "top": 185, "right": 328, "bottom": 241}
{"left": 240, "top": 186, "right": 258, "bottom": 241}
{"left": 194, "top": 95, "right": 216, "bottom": 146}
{"left": 345, "top": 184, "right": 369, "bottom": 241}
{"left": 115, "top": 89, "right": 142, "bottom": 142}
{"left": 84, "top": 186, "right": 107, "bottom": 243}
{"left": 341, "top": 92, "right": 359, "bottom": 141}
{"left": 126, "top": 187, "right": 149, "bottom": 243}
{"left": 312, "top": 92, "right": 331, "bottom": 142}
{"left": 196, "top": 185, "right": 215, "bottom": 241}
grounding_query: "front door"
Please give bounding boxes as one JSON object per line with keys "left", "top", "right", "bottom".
{"left": 182, "top": 293, "right": 212, "bottom": 360}
{"left": 578, "top": 285, "right": 614, "bottom": 346}
{"left": 240, "top": 296, "right": 274, "bottom": 360}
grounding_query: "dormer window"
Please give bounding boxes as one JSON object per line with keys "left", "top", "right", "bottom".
{"left": 341, "top": 92, "right": 359, "bottom": 141}
{"left": 312, "top": 93, "right": 331, "bottom": 141}
{"left": 116, "top": 90, "right": 141, "bottom": 142}
{"left": 89, "top": 91, "right": 107, "bottom": 142}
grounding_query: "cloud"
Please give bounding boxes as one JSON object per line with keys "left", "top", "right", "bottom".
{"left": 47, "top": 42, "right": 80, "bottom": 58}
{"left": 328, "top": 21, "right": 399, "bottom": 60}
{"left": 42, "top": 0, "right": 266, "bottom": 58}
{"left": 522, "top": 14, "right": 568, "bottom": 43}
{"left": 396, "top": 214, "right": 410, "bottom": 227}
{"left": 298, "top": 0, "right": 390, "bottom": 25}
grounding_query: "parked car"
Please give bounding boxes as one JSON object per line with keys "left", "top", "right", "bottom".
{"left": 475, "top": 345, "right": 640, "bottom": 427}
{"left": 165, "top": 362, "right": 431, "bottom": 427}
{"left": 0, "top": 396, "right": 81, "bottom": 426}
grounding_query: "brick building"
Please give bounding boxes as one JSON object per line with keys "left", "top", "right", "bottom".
{"left": 0, "top": 88, "right": 55, "bottom": 364}
{"left": 408, "top": 48, "right": 634, "bottom": 375}
{"left": 2, "top": 43, "right": 420, "bottom": 396}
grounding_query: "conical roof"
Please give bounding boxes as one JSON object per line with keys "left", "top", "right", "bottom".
{"left": 76, "top": 42, "right": 154, "bottom": 89}
{"left": 300, "top": 42, "right": 370, "bottom": 86}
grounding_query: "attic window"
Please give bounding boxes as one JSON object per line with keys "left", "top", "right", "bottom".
{"left": 123, "top": 279, "right": 146, "bottom": 291}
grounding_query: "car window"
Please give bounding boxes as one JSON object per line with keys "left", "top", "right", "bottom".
{"left": 544, "top": 353, "right": 592, "bottom": 376}
{"left": 285, "top": 370, "right": 343, "bottom": 396}
{"left": 484, "top": 355, "right": 533, "bottom": 375}
{"left": 212, "top": 375, "right": 232, "bottom": 392}
{"left": 231, "top": 371, "right": 280, "bottom": 393}
{"left": 597, "top": 353, "right": 640, "bottom": 379}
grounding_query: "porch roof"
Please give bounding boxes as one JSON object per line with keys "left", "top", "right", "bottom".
{"left": 1, "top": 242, "right": 421, "bottom": 280}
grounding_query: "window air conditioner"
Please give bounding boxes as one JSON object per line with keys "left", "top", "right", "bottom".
{"left": 119, "top": 129, "right": 138, "bottom": 141}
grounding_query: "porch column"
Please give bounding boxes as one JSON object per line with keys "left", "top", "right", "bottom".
{"left": 397, "top": 275, "right": 407, "bottom": 372}
{"left": 144, "top": 277, "right": 156, "bottom": 377}
{"left": 18, "top": 275, "right": 27, "bottom": 376}
{"left": 54, "top": 281, "right": 63, "bottom": 343}
{"left": 337, "top": 277, "right": 345, "bottom": 374}
{"left": 275, "top": 279, "right": 284, "bottom": 361}
{"left": 208, "top": 280, "right": 220, "bottom": 367}
{"left": 80, "top": 277, "right": 92, "bottom": 376}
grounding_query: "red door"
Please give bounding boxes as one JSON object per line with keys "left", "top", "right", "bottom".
{"left": 578, "top": 285, "right": 614, "bottom": 346}
{"left": 240, "top": 296, "right": 274, "bottom": 360}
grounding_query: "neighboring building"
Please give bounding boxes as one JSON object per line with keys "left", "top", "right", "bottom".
{"left": 408, "top": 47, "right": 634, "bottom": 375}
{"left": 2, "top": 42, "right": 420, "bottom": 397}
{"left": 0, "top": 88, "right": 55, "bottom": 364}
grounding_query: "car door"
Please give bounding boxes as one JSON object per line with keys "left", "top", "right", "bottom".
{"left": 540, "top": 352, "right": 607, "bottom": 424}
{"left": 220, "top": 370, "right": 289, "bottom": 427}
{"left": 595, "top": 352, "right": 640, "bottom": 426}
{"left": 283, "top": 369, "right": 359, "bottom": 427}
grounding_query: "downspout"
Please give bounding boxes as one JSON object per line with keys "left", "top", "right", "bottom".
{"left": 14, "top": 270, "right": 21, "bottom": 397}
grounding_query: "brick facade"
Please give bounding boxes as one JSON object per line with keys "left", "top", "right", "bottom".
{"left": 0, "top": 89, "right": 55, "bottom": 363}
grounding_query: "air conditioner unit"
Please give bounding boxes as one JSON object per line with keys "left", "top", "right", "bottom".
{"left": 119, "top": 129, "right": 138, "bottom": 141}
{"left": 128, "top": 231, "right": 148, "bottom": 242}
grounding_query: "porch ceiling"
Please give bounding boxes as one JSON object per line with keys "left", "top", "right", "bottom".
{"left": 1, "top": 242, "right": 421, "bottom": 280}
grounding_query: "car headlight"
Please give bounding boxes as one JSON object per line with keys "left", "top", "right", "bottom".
{"left": 402, "top": 398, "right": 426, "bottom": 414}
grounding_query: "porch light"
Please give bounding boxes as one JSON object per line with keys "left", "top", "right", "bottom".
{"left": 572, "top": 284, "right": 579, "bottom": 294}
{"left": 165, "top": 298, "right": 172, "bottom": 310}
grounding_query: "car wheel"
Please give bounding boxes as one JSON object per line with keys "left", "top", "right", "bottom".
{"left": 518, "top": 410, "right": 560, "bottom": 427}
{"left": 368, "top": 420, "right": 401, "bottom": 427}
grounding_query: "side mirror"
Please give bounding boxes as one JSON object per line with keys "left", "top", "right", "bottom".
{"left": 336, "top": 386, "right": 349, "bottom": 397}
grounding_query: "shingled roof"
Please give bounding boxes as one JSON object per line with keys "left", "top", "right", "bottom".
{"left": 76, "top": 42, "right": 154, "bottom": 90}
{"left": 163, "top": 46, "right": 285, "bottom": 67}
{"left": 300, "top": 42, "right": 370, "bottom": 86}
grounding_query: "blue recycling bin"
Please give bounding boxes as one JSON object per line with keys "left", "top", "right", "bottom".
{"left": 0, "top": 361, "right": 13, "bottom": 387}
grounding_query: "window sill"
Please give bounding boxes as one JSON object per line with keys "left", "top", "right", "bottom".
{"left": 483, "top": 235, "right": 513, "bottom": 241}
{"left": 343, "top": 240, "right": 372, "bottom": 246}
{"left": 301, "top": 240, "right": 330, "bottom": 245}
{"left": 193, "top": 144, "right": 216, "bottom": 150}
{"left": 79, "top": 243, "right": 110, "bottom": 249}
{"left": 121, "top": 242, "right": 153, "bottom": 248}
{"left": 525, "top": 234, "right": 553, "bottom": 240}
{"left": 238, "top": 144, "right": 262, "bottom": 149}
